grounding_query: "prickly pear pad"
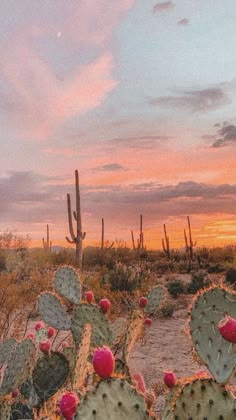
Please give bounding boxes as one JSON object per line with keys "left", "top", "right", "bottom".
{"left": 71, "top": 303, "right": 112, "bottom": 348}
{"left": 172, "top": 379, "right": 236, "bottom": 420}
{"left": 144, "top": 286, "right": 165, "bottom": 315}
{"left": 0, "top": 338, "right": 17, "bottom": 366}
{"left": 123, "top": 310, "right": 144, "bottom": 363}
{"left": 75, "top": 378, "right": 154, "bottom": 420}
{"left": 38, "top": 292, "right": 71, "bottom": 330}
{"left": 73, "top": 324, "right": 91, "bottom": 388}
{"left": 32, "top": 351, "right": 69, "bottom": 401}
{"left": 190, "top": 287, "right": 236, "bottom": 383}
{"left": 110, "top": 317, "right": 127, "bottom": 346}
{"left": 0, "top": 339, "right": 35, "bottom": 396}
{"left": 54, "top": 266, "right": 81, "bottom": 304}
{"left": 0, "top": 401, "right": 11, "bottom": 420}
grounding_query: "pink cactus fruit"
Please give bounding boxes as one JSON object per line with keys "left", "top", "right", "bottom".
{"left": 99, "top": 298, "right": 111, "bottom": 314}
{"left": 59, "top": 392, "right": 79, "bottom": 420}
{"left": 12, "top": 389, "right": 19, "bottom": 398}
{"left": 47, "top": 327, "right": 56, "bottom": 338}
{"left": 145, "top": 318, "right": 152, "bottom": 326}
{"left": 145, "top": 390, "right": 155, "bottom": 409}
{"left": 132, "top": 373, "right": 146, "bottom": 394}
{"left": 35, "top": 321, "right": 45, "bottom": 331}
{"left": 85, "top": 291, "right": 94, "bottom": 303}
{"left": 218, "top": 316, "right": 236, "bottom": 343}
{"left": 39, "top": 340, "right": 51, "bottom": 355}
{"left": 62, "top": 341, "right": 70, "bottom": 349}
{"left": 139, "top": 297, "right": 148, "bottom": 308}
{"left": 93, "top": 346, "right": 115, "bottom": 378}
{"left": 26, "top": 332, "right": 35, "bottom": 340}
{"left": 164, "top": 371, "right": 176, "bottom": 388}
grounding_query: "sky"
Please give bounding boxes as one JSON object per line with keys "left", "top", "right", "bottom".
{"left": 0, "top": 0, "right": 236, "bottom": 249}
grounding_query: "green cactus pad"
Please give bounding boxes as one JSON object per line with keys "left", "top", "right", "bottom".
{"left": 73, "top": 324, "right": 91, "bottom": 388}
{"left": 38, "top": 292, "right": 71, "bottom": 330}
{"left": 75, "top": 378, "right": 154, "bottom": 419}
{"left": 190, "top": 287, "right": 236, "bottom": 383}
{"left": 0, "top": 338, "right": 17, "bottom": 365}
{"left": 63, "top": 346, "right": 76, "bottom": 382}
{"left": 123, "top": 310, "right": 144, "bottom": 363}
{"left": 10, "top": 402, "right": 33, "bottom": 420}
{"left": 54, "top": 266, "right": 81, "bottom": 304}
{"left": 0, "top": 339, "right": 35, "bottom": 396}
{"left": 0, "top": 401, "right": 11, "bottom": 420}
{"left": 20, "top": 379, "right": 40, "bottom": 408}
{"left": 71, "top": 303, "right": 112, "bottom": 348}
{"left": 32, "top": 351, "right": 69, "bottom": 401}
{"left": 144, "top": 286, "right": 165, "bottom": 315}
{"left": 110, "top": 317, "right": 127, "bottom": 345}
{"left": 172, "top": 379, "right": 236, "bottom": 419}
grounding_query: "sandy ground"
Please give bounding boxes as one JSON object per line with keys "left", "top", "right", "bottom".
{"left": 128, "top": 307, "right": 206, "bottom": 417}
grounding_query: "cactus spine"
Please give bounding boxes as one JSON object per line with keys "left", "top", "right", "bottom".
{"left": 66, "top": 170, "right": 86, "bottom": 268}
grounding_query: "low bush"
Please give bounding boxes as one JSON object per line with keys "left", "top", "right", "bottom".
{"left": 167, "top": 280, "right": 185, "bottom": 298}
{"left": 187, "top": 271, "right": 210, "bottom": 294}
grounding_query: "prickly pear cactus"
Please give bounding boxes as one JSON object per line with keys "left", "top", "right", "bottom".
{"left": 71, "top": 303, "right": 112, "bottom": 348}
{"left": 75, "top": 378, "right": 154, "bottom": 419}
{"left": 123, "top": 310, "right": 144, "bottom": 363}
{"left": 190, "top": 287, "right": 236, "bottom": 383}
{"left": 38, "top": 292, "right": 71, "bottom": 330}
{"left": 0, "top": 338, "right": 17, "bottom": 365}
{"left": 0, "top": 401, "right": 11, "bottom": 420}
{"left": 114, "top": 359, "right": 131, "bottom": 379}
{"left": 171, "top": 378, "right": 236, "bottom": 420}
{"left": 10, "top": 402, "right": 33, "bottom": 420}
{"left": 0, "top": 339, "right": 35, "bottom": 396}
{"left": 54, "top": 266, "right": 81, "bottom": 304}
{"left": 32, "top": 351, "right": 69, "bottom": 401}
{"left": 73, "top": 324, "right": 91, "bottom": 389}
{"left": 110, "top": 317, "right": 127, "bottom": 346}
{"left": 144, "top": 286, "right": 165, "bottom": 315}
{"left": 63, "top": 346, "right": 76, "bottom": 383}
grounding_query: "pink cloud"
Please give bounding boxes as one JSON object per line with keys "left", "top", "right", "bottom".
{"left": 153, "top": 2, "right": 175, "bottom": 13}
{"left": 0, "top": 0, "right": 135, "bottom": 140}
{"left": 178, "top": 18, "right": 189, "bottom": 26}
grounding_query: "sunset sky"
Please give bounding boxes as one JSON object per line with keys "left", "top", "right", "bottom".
{"left": 0, "top": 0, "right": 236, "bottom": 249}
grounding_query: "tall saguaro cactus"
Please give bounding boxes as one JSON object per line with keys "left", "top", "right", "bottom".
{"left": 42, "top": 224, "right": 52, "bottom": 252}
{"left": 66, "top": 170, "right": 86, "bottom": 268}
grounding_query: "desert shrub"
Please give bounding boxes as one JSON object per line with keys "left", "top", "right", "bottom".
{"left": 225, "top": 268, "right": 236, "bottom": 285}
{"left": 187, "top": 271, "right": 210, "bottom": 294}
{"left": 161, "top": 302, "right": 175, "bottom": 318}
{"left": 101, "top": 262, "right": 151, "bottom": 292}
{"left": 167, "top": 280, "right": 185, "bottom": 298}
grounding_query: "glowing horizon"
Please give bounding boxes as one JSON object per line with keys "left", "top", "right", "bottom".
{"left": 0, "top": 1, "right": 235, "bottom": 248}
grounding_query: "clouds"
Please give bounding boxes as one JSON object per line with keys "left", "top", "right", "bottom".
{"left": 177, "top": 18, "right": 189, "bottom": 26}
{"left": 0, "top": 0, "right": 136, "bottom": 141}
{"left": 149, "top": 87, "right": 230, "bottom": 112}
{"left": 212, "top": 124, "right": 236, "bottom": 148}
{"left": 108, "top": 135, "right": 171, "bottom": 149}
{"left": 1, "top": 172, "right": 235, "bottom": 231}
{"left": 153, "top": 2, "right": 175, "bottom": 13}
{"left": 93, "top": 163, "right": 126, "bottom": 172}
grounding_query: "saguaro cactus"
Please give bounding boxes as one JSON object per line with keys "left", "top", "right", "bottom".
{"left": 162, "top": 224, "right": 170, "bottom": 259}
{"left": 42, "top": 224, "right": 52, "bottom": 251}
{"left": 65, "top": 170, "right": 86, "bottom": 268}
{"left": 184, "top": 216, "right": 196, "bottom": 270}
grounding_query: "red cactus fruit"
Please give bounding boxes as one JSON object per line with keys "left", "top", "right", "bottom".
{"left": 12, "top": 389, "right": 19, "bottom": 398}
{"left": 145, "top": 318, "right": 152, "bottom": 326}
{"left": 164, "top": 371, "right": 176, "bottom": 388}
{"left": 145, "top": 391, "right": 155, "bottom": 409}
{"left": 47, "top": 327, "right": 56, "bottom": 338}
{"left": 35, "top": 321, "right": 45, "bottom": 331}
{"left": 85, "top": 291, "right": 94, "bottom": 303}
{"left": 59, "top": 392, "right": 79, "bottom": 420}
{"left": 99, "top": 298, "right": 111, "bottom": 314}
{"left": 39, "top": 340, "right": 51, "bottom": 354}
{"left": 62, "top": 341, "right": 70, "bottom": 349}
{"left": 218, "top": 316, "right": 236, "bottom": 343}
{"left": 26, "top": 332, "right": 35, "bottom": 340}
{"left": 93, "top": 346, "right": 115, "bottom": 378}
{"left": 139, "top": 297, "right": 148, "bottom": 308}
{"left": 132, "top": 374, "right": 146, "bottom": 394}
